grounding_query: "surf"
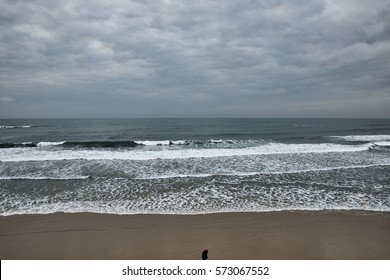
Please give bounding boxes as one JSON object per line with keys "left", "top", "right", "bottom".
{"left": 0, "top": 142, "right": 370, "bottom": 162}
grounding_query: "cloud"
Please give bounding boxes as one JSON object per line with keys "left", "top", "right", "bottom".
{"left": 0, "top": 0, "right": 389, "bottom": 118}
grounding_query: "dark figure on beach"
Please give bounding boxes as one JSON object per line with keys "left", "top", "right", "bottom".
{"left": 201, "top": 249, "right": 208, "bottom": 260}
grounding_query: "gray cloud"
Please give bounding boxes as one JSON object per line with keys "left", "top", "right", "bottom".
{"left": 0, "top": 0, "right": 389, "bottom": 118}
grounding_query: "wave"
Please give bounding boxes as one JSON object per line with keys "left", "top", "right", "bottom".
{"left": 0, "top": 142, "right": 37, "bottom": 148}
{"left": 0, "top": 176, "right": 89, "bottom": 180}
{"left": 37, "top": 141, "right": 66, "bottom": 147}
{"left": 0, "top": 142, "right": 370, "bottom": 162}
{"left": 64, "top": 141, "right": 141, "bottom": 148}
{"left": 137, "top": 164, "right": 390, "bottom": 180}
{"left": 136, "top": 139, "right": 253, "bottom": 145}
{"left": 0, "top": 125, "right": 32, "bottom": 129}
{"left": 135, "top": 140, "right": 171, "bottom": 146}
{"left": 1, "top": 202, "right": 389, "bottom": 217}
{"left": 0, "top": 140, "right": 141, "bottom": 149}
{"left": 4, "top": 136, "right": 387, "bottom": 150}
{"left": 330, "top": 135, "right": 390, "bottom": 142}
{"left": 2, "top": 207, "right": 389, "bottom": 217}
{"left": 369, "top": 141, "right": 390, "bottom": 152}
{"left": 0, "top": 139, "right": 257, "bottom": 149}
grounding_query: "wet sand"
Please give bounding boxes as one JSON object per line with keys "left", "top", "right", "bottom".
{"left": 1, "top": 211, "right": 389, "bottom": 259}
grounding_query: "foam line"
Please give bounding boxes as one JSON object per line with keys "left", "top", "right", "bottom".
{"left": 0, "top": 176, "right": 89, "bottom": 180}
{"left": 0, "top": 143, "right": 370, "bottom": 162}
{"left": 2, "top": 205, "right": 389, "bottom": 217}
{"left": 330, "top": 135, "right": 390, "bottom": 142}
{"left": 37, "top": 141, "right": 66, "bottom": 147}
{"left": 135, "top": 164, "right": 390, "bottom": 179}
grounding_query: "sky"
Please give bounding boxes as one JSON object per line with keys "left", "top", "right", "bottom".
{"left": 0, "top": 0, "right": 390, "bottom": 118}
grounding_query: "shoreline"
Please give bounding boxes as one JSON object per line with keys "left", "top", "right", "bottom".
{"left": 1, "top": 210, "right": 389, "bottom": 260}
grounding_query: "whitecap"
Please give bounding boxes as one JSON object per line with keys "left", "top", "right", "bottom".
{"left": 0, "top": 142, "right": 370, "bottom": 162}
{"left": 134, "top": 140, "right": 171, "bottom": 146}
{"left": 37, "top": 141, "right": 66, "bottom": 147}
{"left": 330, "top": 135, "right": 390, "bottom": 142}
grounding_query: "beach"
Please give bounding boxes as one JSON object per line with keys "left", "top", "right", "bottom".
{"left": 1, "top": 211, "right": 389, "bottom": 260}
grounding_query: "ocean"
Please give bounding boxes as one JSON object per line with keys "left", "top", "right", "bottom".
{"left": 1, "top": 118, "right": 389, "bottom": 216}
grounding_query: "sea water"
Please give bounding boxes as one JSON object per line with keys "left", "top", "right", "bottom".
{"left": 0, "top": 118, "right": 389, "bottom": 215}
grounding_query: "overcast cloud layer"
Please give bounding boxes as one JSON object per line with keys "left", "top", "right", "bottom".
{"left": 0, "top": 0, "right": 389, "bottom": 118}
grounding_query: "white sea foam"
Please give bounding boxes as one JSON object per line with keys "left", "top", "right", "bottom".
{"left": 135, "top": 139, "right": 241, "bottom": 146}
{"left": 36, "top": 141, "right": 66, "bottom": 147}
{"left": 369, "top": 141, "right": 390, "bottom": 151}
{"left": 1, "top": 165, "right": 389, "bottom": 216}
{"left": 372, "top": 141, "right": 390, "bottom": 146}
{"left": 142, "top": 173, "right": 215, "bottom": 180}
{"left": 2, "top": 202, "right": 389, "bottom": 217}
{"left": 0, "top": 125, "right": 16, "bottom": 129}
{"left": 135, "top": 164, "right": 390, "bottom": 180}
{"left": 0, "top": 176, "right": 89, "bottom": 180}
{"left": 171, "top": 140, "right": 187, "bottom": 145}
{"left": 330, "top": 135, "right": 390, "bottom": 142}
{"left": 135, "top": 140, "right": 171, "bottom": 146}
{"left": 0, "top": 125, "right": 31, "bottom": 129}
{"left": 0, "top": 142, "right": 370, "bottom": 162}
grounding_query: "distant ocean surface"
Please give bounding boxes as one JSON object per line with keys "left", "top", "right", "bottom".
{"left": 1, "top": 118, "right": 390, "bottom": 216}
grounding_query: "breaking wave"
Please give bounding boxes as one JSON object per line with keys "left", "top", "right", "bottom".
{"left": 0, "top": 176, "right": 90, "bottom": 180}
{"left": 329, "top": 135, "right": 390, "bottom": 142}
{"left": 0, "top": 142, "right": 370, "bottom": 162}
{"left": 369, "top": 141, "right": 390, "bottom": 152}
{"left": 0, "top": 125, "right": 32, "bottom": 129}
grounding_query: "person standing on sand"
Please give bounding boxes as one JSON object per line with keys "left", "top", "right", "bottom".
{"left": 201, "top": 249, "right": 208, "bottom": 260}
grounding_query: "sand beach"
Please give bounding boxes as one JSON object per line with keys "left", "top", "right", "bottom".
{"left": 1, "top": 211, "right": 389, "bottom": 260}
